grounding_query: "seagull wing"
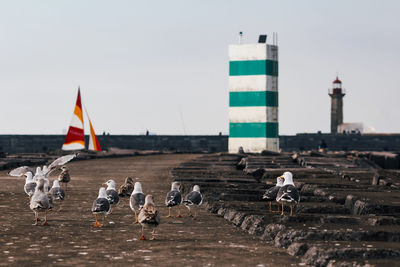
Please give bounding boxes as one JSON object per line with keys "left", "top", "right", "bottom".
{"left": 276, "top": 185, "right": 300, "bottom": 203}
{"left": 45, "top": 153, "right": 78, "bottom": 176}
{"left": 106, "top": 190, "right": 120, "bottom": 205}
{"left": 130, "top": 193, "right": 145, "bottom": 211}
{"left": 91, "top": 198, "right": 110, "bottom": 213}
{"left": 184, "top": 191, "right": 202, "bottom": 206}
{"left": 263, "top": 186, "right": 281, "bottom": 200}
{"left": 8, "top": 166, "right": 34, "bottom": 177}
{"left": 165, "top": 190, "right": 182, "bottom": 207}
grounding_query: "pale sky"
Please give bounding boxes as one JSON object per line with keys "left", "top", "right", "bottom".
{"left": 1, "top": 0, "right": 399, "bottom": 135}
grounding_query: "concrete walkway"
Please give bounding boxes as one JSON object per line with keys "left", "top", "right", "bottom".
{"left": 0, "top": 154, "right": 298, "bottom": 266}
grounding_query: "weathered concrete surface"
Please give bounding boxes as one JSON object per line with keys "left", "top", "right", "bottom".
{"left": 172, "top": 152, "right": 400, "bottom": 266}
{"left": 0, "top": 154, "right": 298, "bottom": 266}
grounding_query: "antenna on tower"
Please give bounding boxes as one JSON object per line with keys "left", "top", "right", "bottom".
{"left": 272, "top": 32, "right": 278, "bottom": 45}
{"left": 239, "top": 31, "right": 243, "bottom": 44}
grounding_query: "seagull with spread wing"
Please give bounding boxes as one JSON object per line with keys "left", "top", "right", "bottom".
{"left": 8, "top": 154, "right": 77, "bottom": 200}
{"left": 9, "top": 154, "right": 77, "bottom": 179}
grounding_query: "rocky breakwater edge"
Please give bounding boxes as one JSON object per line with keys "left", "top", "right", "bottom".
{"left": 171, "top": 151, "right": 400, "bottom": 266}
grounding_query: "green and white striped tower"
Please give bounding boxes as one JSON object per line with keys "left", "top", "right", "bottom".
{"left": 228, "top": 36, "right": 279, "bottom": 153}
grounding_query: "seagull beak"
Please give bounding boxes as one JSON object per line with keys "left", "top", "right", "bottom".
{"left": 279, "top": 175, "right": 285, "bottom": 181}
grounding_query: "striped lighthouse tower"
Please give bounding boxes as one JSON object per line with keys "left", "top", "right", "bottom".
{"left": 228, "top": 34, "right": 279, "bottom": 153}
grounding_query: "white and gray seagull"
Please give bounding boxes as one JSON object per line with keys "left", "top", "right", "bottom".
{"left": 165, "top": 181, "right": 183, "bottom": 218}
{"left": 183, "top": 185, "right": 203, "bottom": 217}
{"left": 103, "top": 179, "right": 119, "bottom": 214}
{"left": 91, "top": 187, "right": 110, "bottom": 227}
{"left": 276, "top": 171, "right": 300, "bottom": 216}
{"left": 129, "top": 182, "right": 146, "bottom": 224}
{"left": 24, "top": 172, "right": 36, "bottom": 198}
{"left": 49, "top": 180, "right": 65, "bottom": 212}
{"left": 263, "top": 176, "right": 284, "bottom": 213}
{"left": 30, "top": 178, "right": 52, "bottom": 226}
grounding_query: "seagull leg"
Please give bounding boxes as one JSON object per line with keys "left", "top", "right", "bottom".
{"left": 150, "top": 229, "right": 156, "bottom": 240}
{"left": 271, "top": 202, "right": 280, "bottom": 213}
{"left": 94, "top": 214, "right": 100, "bottom": 227}
{"left": 290, "top": 205, "right": 293, "bottom": 216}
{"left": 184, "top": 204, "right": 192, "bottom": 216}
{"left": 177, "top": 206, "right": 183, "bottom": 218}
{"left": 58, "top": 203, "right": 63, "bottom": 212}
{"left": 134, "top": 210, "right": 138, "bottom": 224}
{"left": 140, "top": 226, "right": 146, "bottom": 240}
{"left": 281, "top": 202, "right": 285, "bottom": 216}
{"left": 42, "top": 211, "right": 49, "bottom": 226}
{"left": 101, "top": 216, "right": 105, "bottom": 227}
{"left": 269, "top": 202, "right": 272, "bottom": 212}
{"left": 188, "top": 206, "right": 193, "bottom": 217}
{"left": 34, "top": 211, "right": 39, "bottom": 226}
{"left": 167, "top": 207, "right": 172, "bottom": 217}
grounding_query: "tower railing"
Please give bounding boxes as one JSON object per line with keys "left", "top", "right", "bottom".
{"left": 328, "top": 88, "right": 346, "bottom": 95}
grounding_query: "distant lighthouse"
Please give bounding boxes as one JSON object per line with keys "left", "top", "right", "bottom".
{"left": 329, "top": 76, "right": 345, "bottom": 133}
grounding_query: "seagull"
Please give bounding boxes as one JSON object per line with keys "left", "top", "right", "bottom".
{"left": 165, "top": 181, "right": 183, "bottom": 218}
{"left": 49, "top": 180, "right": 65, "bottom": 212}
{"left": 103, "top": 179, "right": 119, "bottom": 213}
{"left": 263, "top": 176, "right": 284, "bottom": 213}
{"left": 129, "top": 182, "right": 146, "bottom": 224}
{"left": 183, "top": 185, "right": 203, "bottom": 217}
{"left": 30, "top": 178, "right": 51, "bottom": 226}
{"left": 42, "top": 165, "right": 49, "bottom": 175}
{"left": 276, "top": 172, "right": 300, "bottom": 216}
{"left": 33, "top": 166, "right": 43, "bottom": 182}
{"left": 24, "top": 172, "right": 36, "bottom": 198}
{"left": 118, "top": 177, "right": 134, "bottom": 197}
{"left": 91, "top": 187, "right": 110, "bottom": 227}
{"left": 38, "top": 166, "right": 51, "bottom": 192}
{"left": 57, "top": 166, "right": 71, "bottom": 191}
{"left": 138, "top": 195, "right": 160, "bottom": 240}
